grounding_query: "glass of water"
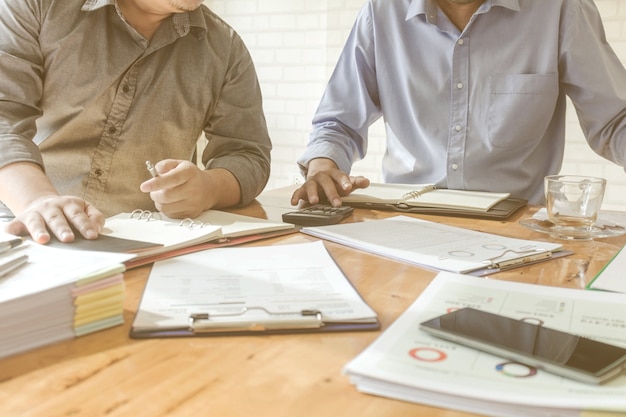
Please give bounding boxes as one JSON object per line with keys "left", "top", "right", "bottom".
{"left": 544, "top": 175, "right": 606, "bottom": 229}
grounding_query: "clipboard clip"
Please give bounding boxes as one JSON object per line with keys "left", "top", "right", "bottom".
{"left": 188, "top": 307, "right": 324, "bottom": 333}
{"left": 482, "top": 248, "right": 553, "bottom": 270}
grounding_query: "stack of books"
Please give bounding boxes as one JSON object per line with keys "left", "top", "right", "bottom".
{"left": 0, "top": 234, "right": 134, "bottom": 359}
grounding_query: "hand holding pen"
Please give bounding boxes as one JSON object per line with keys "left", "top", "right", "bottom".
{"left": 141, "top": 159, "right": 241, "bottom": 218}
{"left": 140, "top": 159, "right": 226, "bottom": 219}
{"left": 146, "top": 160, "right": 159, "bottom": 178}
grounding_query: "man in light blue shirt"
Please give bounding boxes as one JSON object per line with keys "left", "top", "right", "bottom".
{"left": 292, "top": 0, "right": 626, "bottom": 207}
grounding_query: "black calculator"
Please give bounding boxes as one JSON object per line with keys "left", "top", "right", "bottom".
{"left": 282, "top": 204, "right": 354, "bottom": 227}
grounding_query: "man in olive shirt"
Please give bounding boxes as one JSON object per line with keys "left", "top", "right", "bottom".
{"left": 0, "top": 0, "right": 271, "bottom": 244}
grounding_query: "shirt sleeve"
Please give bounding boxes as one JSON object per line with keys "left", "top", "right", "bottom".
{"left": 296, "top": 1, "right": 383, "bottom": 176}
{"left": 0, "top": 0, "right": 46, "bottom": 169}
{"left": 201, "top": 34, "right": 272, "bottom": 206}
{"left": 559, "top": 0, "right": 626, "bottom": 167}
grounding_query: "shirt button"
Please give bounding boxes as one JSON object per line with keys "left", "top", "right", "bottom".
{"left": 458, "top": 38, "right": 464, "bottom": 45}
{"left": 108, "top": 126, "right": 117, "bottom": 134}
{"left": 122, "top": 85, "right": 130, "bottom": 93}
{"left": 455, "top": 125, "right": 462, "bottom": 132}
{"left": 456, "top": 82, "right": 464, "bottom": 90}
{"left": 94, "top": 169, "right": 103, "bottom": 177}
{"left": 451, "top": 163, "right": 459, "bottom": 170}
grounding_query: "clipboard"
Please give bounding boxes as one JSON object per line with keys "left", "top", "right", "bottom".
{"left": 301, "top": 215, "right": 565, "bottom": 276}
{"left": 129, "top": 241, "right": 380, "bottom": 338}
{"left": 130, "top": 307, "right": 380, "bottom": 338}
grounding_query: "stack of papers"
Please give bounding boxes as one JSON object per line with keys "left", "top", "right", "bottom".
{"left": 344, "top": 272, "right": 626, "bottom": 417}
{"left": 0, "top": 235, "right": 134, "bottom": 359}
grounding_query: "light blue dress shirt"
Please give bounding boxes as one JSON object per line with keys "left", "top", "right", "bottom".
{"left": 298, "top": 0, "right": 626, "bottom": 204}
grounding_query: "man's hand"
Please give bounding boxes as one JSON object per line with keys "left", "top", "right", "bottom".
{"left": 4, "top": 195, "right": 104, "bottom": 244}
{"left": 290, "top": 158, "right": 370, "bottom": 206}
{"left": 140, "top": 159, "right": 241, "bottom": 219}
{"left": 0, "top": 162, "right": 104, "bottom": 244}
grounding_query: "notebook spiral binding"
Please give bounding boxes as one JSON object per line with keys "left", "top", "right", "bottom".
{"left": 400, "top": 185, "right": 437, "bottom": 201}
{"left": 179, "top": 218, "right": 214, "bottom": 228}
{"left": 129, "top": 210, "right": 214, "bottom": 228}
{"left": 129, "top": 209, "right": 161, "bottom": 221}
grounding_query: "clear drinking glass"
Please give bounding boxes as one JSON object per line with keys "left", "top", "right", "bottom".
{"left": 544, "top": 175, "right": 606, "bottom": 229}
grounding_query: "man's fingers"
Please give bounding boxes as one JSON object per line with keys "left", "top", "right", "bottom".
{"left": 64, "top": 201, "right": 104, "bottom": 240}
{"left": 15, "top": 212, "right": 57, "bottom": 243}
{"left": 351, "top": 176, "right": 371, "bottom": 190}
{"left": 41, "top": 209, "right": 75, "bottom": 242}
{"left": 3, "top": 218, "right": 50, "bottom": 243}
{"left": 8, "top": 197, "right": 105, "bottom": 244}
{"left": 329, "top": 171, "right": 353, "bottom": 192}
{"left": 300, "top": 180, "right": 323, "bottom": 205}
{"left": 291, "top": 169, "right": 366, "bottom": 207}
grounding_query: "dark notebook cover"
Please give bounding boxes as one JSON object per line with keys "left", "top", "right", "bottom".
{"left": 42, "top": 234, "right": 163, "bottom": 254}
{"left": 344, "top": 197, "right": 528, "bottom": 220}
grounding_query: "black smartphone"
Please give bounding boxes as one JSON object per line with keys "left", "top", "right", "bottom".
{"left": 419, "top": 307, "right": 626, "bottom": 385}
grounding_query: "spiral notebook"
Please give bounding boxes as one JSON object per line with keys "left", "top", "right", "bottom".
{"left": 45, "top": 209, "right": 296, "bottom": 267}
{"left": 99, "top": 210, "right": 223, "bottom": 260}
{"left": 341, "top": 183, "right": 526, "bottom": 219}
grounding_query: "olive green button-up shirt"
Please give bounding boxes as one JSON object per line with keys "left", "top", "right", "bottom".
{"left": 0, "top": 0, "right": 271, "bottom": 216}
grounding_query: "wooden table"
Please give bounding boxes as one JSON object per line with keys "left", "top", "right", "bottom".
{"left": 1, "top": 186, "right": 624, "bottom": 417}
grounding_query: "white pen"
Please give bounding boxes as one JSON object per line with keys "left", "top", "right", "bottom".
{"left": 0, "top": 237, "right": 23, "bottom": 255}
{"left": 145, "top": 160, "right": 159, "bottom": 178}
{"left": 0, "top": 254, "right": 29, "bottom": 278}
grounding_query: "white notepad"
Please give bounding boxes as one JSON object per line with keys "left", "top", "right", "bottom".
{"left": 342, "top": 183, "right": 511, "bottom": 211}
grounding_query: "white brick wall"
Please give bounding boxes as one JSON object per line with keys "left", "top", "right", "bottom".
{"left": 205, "top": 0, "right": 626, "bottom": 210}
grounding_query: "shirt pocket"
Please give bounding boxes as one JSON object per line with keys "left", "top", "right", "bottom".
{"left": 487, "top": 74, "right": 559, "bottom": 149}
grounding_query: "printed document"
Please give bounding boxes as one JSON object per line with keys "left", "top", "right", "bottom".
{"left": 344, "top": 272, "right": 626, "bottom": 417}
{"left": 131, "top": 241, "right": 378, "bottom": 335}
{"left": 302, "top": 215, "right": 562, "bottom": 275}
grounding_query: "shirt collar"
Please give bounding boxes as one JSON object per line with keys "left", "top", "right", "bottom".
{"left": 81, "top": 0, "right": 114, "bottom": 11}
{"left": 406, "top": 0, "right": 520, "bottom": 22}
{"left": 81, "top": 0, "right": 207, "bottom": 39}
